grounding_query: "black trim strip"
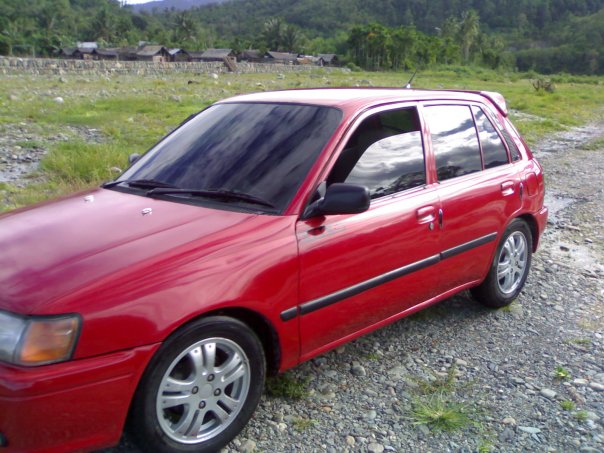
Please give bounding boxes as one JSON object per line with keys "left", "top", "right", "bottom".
{"left": 440, "top": 232, "right": 497, "bottom": 260}
{"left": 280, "top": 232, "right": 498, "bottom": 320}
{"left": 299, "top": 254, "right": 441, "bottom": 316}
{"left": 280, "top": 307, "right": 298, "bottom": 322}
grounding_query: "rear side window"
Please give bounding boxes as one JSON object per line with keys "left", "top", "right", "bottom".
{"left": 500, "top": 127, "right": 522, "bottom": 161}
{"left": 424, "top": 105, "right": 482, "bottom": 181}
{"left": 472, "top": 106, "right": 509, "bottom": 169}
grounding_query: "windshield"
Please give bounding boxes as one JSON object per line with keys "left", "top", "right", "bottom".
{"left": 116, "top": 102, "right": 342, "bottom": 213}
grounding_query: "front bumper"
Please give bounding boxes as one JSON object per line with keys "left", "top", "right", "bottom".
{"left": 0, "top": 343, "right": 159, "bottom": 453}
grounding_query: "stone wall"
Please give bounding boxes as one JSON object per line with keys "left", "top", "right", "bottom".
{"left": 0, "top": 57, "right": 339, "bottom": 76}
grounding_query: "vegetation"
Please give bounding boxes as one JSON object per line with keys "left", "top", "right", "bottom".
{"left": 554, "top": 366, "right": 571, "bottom": 380}
{"left": 560, "top": 400, "right": 576, "bottom": 411}
{"left": 266, "top": 372, "right": 310, "bottom": 399}
{"left": 411, "top": 395, "right": 473, "bottom": 431}
{"left": 0, "top": 0, "right": 602, "bottom": 74}
{"left": 1, "top": 68, "right": 603, "bottom": 213}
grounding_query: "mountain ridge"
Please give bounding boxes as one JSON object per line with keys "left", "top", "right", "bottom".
{"left": 131, "top": 0, "right": 227, "bottom": 12}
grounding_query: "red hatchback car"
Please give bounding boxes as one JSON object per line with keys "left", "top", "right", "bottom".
{"left": 0, "top": 88, "right": 547, "bottom": 453}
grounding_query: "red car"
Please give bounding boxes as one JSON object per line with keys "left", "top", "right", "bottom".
{"left": 0, "top": 88, "right": 547, "bottom": 453}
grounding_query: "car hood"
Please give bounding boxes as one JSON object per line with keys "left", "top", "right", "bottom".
{"left": 0, "top": 188, "right": 266, "bottom": 314}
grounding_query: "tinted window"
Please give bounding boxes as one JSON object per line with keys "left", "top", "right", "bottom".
{"left": 473, "top": 106, "right": 509, "bottom": 169}
{"left": 424, "top": 105, "right": 482, "bottom": 181}
{"left": 118, "top": 103, "right": 342, "bottom": 213}
{"left": 346, "top": 132, "right": 425, "bottom": 198}
{"left": 328, "top": 108, "right": 425, "bottom": 199}
{"left": 500, "top": 127, "right": 522, "bottom": 161}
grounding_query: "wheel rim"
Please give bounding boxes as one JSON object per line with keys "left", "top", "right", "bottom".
{"left": 496, "top": 231, "right": 528, "bottom": 295}
{"left": 156, "top": 337, "right": 251, "bottom": 445}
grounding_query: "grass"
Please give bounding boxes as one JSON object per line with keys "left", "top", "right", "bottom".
{"left": 554, "top": 366, "right": 571, "bottom": 380}
{"left": 291, "top": 417, "right": 317, "bottom": 432}
{"left": 560, "top": 400, "right": 576, "bottom": 411}
{"left": 411, "top": 394, "right": 473, "bottom": 432}
{"left": 266, "top": 373, "right": 310, "bottom": 399}
{"left": 1, "top": 68, "right": 604, "bottom": 212}
{"left": 574, "top": 410, "right": 589, "bottom": 422}
{"left": 579, "top": 136, "right": 604, "bottom": 151}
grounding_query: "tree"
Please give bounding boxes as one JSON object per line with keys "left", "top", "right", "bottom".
{"left": 459, "top": 9, "right": 479, "bottom": 64}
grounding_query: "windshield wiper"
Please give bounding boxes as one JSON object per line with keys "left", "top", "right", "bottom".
{"left": 102, "top": 179, "right": 178, "bottom": 189}
{"left": 146, "top": 188, "right": 275, "bottom": 208}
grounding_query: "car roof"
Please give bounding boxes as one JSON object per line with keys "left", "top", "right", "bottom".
{"left": 219, "top": 88, "right": 508, "bottom": 116}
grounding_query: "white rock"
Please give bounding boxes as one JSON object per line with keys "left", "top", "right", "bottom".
{"left": 368, "top": 443, "right": 385, "bottom": 453}
{"left": 540, "top": 388, "right": 557, "bottom": 399}
{"left": 239, "top": 439, "right": 256, "bottom": 453}
{"left": 53, "top": 97, "right": 64, "bottom": 104}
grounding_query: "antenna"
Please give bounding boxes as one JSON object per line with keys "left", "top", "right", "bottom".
{"left": 405, "top": 69, "right": 418, "bottom": 89}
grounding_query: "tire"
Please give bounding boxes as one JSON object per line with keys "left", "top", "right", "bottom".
{"left": 129, "top": 316, "right": 266, "bottom": 453}
{"left": 471, "top": 219, "right": 533, "bottom": 308}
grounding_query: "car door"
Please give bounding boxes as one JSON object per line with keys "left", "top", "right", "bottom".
{"left": 294, "top": 106, "right": 442, "bottom": 360}
{"left": 422, "top": 103, "right": 522, "bottom": 294}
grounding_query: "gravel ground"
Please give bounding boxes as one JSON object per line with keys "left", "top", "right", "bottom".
{"left": 2, "top": 117, "right": 602, "bottom": 453}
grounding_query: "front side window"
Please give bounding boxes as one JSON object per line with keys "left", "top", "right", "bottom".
{"left": 473, "top": 106, "right": 509, "bottom": 169}
{"left": 116, "top": 103, "right": 342, "bottom": 213}
{"left": 424, "top": 105, "right": 482, "bottom": 181}
{"left": 327, "top": 108, "right": 425, "bottom": 199}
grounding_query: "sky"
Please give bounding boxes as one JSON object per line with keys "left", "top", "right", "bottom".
{"left": 123, "top": 0, "right": 153, "bottom": 4}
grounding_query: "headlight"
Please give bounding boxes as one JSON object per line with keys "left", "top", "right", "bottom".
{"left": 0, "top": 311, "right": 81, "bottom": 366}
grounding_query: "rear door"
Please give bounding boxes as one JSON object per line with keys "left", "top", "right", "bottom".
{"left": 422, "top": 103, "right": 522, "bottom": 294}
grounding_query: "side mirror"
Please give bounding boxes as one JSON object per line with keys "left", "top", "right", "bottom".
{"left": 129, "top": 153, "right": 141, "bottom": 164}
{"left": 303, "top": 183, "right": 370, "bottom": 219}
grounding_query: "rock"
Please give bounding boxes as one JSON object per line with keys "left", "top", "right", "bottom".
{"left": 53, "top": 97, "right": 64, "bottom": 104}
{"left": 345, "top": 435, "right": 355, "bottom": 446}
{"left": 365, "top": 410, "right": 377, "bottom": 420}
{"left": 519, "top": 426, "right": 541, "bottom": 434}
{"left": 503, "top": 417, "right": 517, "bottom": 425}
{"left": 170, "top": 95, "right": 182, "bottom": 102}
{"left": 351, "top": 363, "right": 366, "bottom": 376}
{"left": 368, "top": 443, "right": 384, "bottom": 453}
{"left": 573, "top": 378, "right": 589, "bottom": 386}
{"left": 499, "top": 427, "right": 515, "bottom": 442}
{"left": 455, "top": 358, "right": 468, "bottom": 367}
{"left": 588, "top": 382, "right": 604, "bottom": 392}
{"left": 239, "top": 439, "right": 256, "bottom": 453}
{"left": 540, "top": 388, "right": 557, "bottom": 399}
{"left": 210, "top": 73, "right": 219, "bottom": 79}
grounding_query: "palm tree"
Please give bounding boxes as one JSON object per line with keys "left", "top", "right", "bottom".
{"left": 460, "top": 10, "right": 479, "bottom": 63}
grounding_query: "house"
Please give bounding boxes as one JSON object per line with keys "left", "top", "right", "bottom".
{"left": 168, "top": 48, "right": 190, "bottom": 62}
{"left": 58, "top": 48, "right": 77, "bottom": 59}
{"left": 116, "top": 47, "right": 139, "bottom": 61}
{"left": 266, "top": 51, "right": 298, "bottom": 64}
{"left": 317, "top": 54, "right": 339, "bottom": 66}
{"left": 77, "top": 47, "right": 96, "bottom": 60}
{"left": 198, "top": 49, "right": 236, "bottom": 62}
{"left": 188, "top": 51, "right": 205, "bottom": 62}
{"left": 136, "top": 45, "right": 170, "bottom": 62}
{"left": 95, "top": 48, "right": 119, "bottom": 60}
{"left": 238, "top": 50, "right": 264, "bottom": 63}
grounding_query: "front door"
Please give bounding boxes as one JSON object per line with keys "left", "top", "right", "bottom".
{"left": 295, "top": 106, "right": 442, "bottom": 360}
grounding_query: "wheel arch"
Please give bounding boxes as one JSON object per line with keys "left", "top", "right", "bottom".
{"left": 516, "top": 213, "right": 539, "bottom": 252}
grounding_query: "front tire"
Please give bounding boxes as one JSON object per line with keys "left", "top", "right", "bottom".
{"left": 130, "top": 317, "right": 266, "bottom": 453}
{"left": 471, "top": 219, "right": 532, "bottom": 308}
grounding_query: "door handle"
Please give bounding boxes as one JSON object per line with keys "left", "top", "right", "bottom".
{"left": 501, "top": 181, "right": 515, "bottom": 196}
{"left": 416, "top": 206, "right": 435, "bottom": 223}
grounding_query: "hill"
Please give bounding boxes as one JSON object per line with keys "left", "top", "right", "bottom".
{"left": 131, "top": 0, "right": 228, "bottom": 12}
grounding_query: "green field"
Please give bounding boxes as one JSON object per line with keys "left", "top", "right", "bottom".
{"left": 1, "top": 67, "right": 603, "bottom": 212}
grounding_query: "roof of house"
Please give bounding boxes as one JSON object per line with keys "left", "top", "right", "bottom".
{"left": 96, "top": 48, "right": 119, "bottom": 57}
{"left": 266, "top": 51, "right": 298, "bottom": 61}
{"left": 136, "top": 45, "right": 168, "bottom": 56}
{"left": 60, "top": 48, "right": 77, "bottom": 56}
{"left": 77, "top": 41, "right": 98, "bottom": 49}
{"left": 240, "top": 50, "right": 263, "bottom": 59}
{"left": 318, "top": 53, "right": 338, "bottom": 62}
{"left": 168, "top": 48, "right": 189, "bottom": 56}
{"left": 200, "top": 48, "right": 234, "bottom": 59}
